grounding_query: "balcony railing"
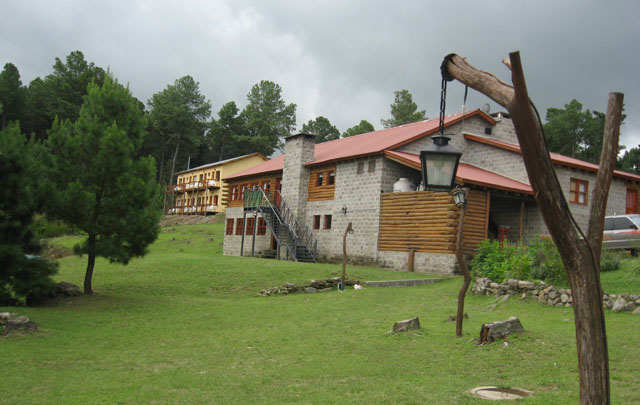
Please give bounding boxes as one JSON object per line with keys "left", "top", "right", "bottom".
{"left": 167, "top": 184, "right": 186, "bottom": 194}
{"left": 166, "top": 203, "right": 221, "bottom": 215}
{"left": 206, "top": 179, "right": 221, "bottom": 189}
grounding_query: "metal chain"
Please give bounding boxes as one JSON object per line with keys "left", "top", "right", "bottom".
{"left": 439, "top": 77, "right": 447, "bottom": 135}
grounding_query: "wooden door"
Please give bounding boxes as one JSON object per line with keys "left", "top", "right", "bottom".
{"left": 626, "top": 188, "right": 638, "bottom": 214}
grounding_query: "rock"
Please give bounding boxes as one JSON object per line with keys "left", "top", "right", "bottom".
{"left": 612, "top": 297, "right": 627, "bottom": 312}
{"left": 53, "top": 282, "right": 82, "bottom": 297}
{"left": 560, "top": 294, "right": 569, "bottom": 304}
{"left": 318, "top": 287, "right": 332, "bottom": 293}
{"left": 305, "top": 287, "right": 317, "bottom": 293}
{"left": 624, "top": 301, "right": 636, "bottom": 312}
{"left": 393, "top": 317, "right": 420, "bottom": 332}
{"left": 538, "top": 294, "right": 547, "bottom": 304}
{"left": 1, "top": 315, "right": 39, "bottom": 336}
{"left": 479, "top": 317, "right": 524, "bottom": 344}
{"left": 0, "top": 312, "right": 10, "bottom": 322}
{"left": 490, "top": 283, "right": 500, "bottom": 289}
{"left": 548, "top": 290, "right": 558, "bottom": 300}
{"left": 518, "top": 281, "right": 535, "bottom": 290}
{"left": 633, "top": 307, "right": 640, "bottom": 315}
{"left": 521, "top": 292, "right": 527, "bottom": 301}
{"left": 507, "top": 279, "right": 519, "bottom": 287}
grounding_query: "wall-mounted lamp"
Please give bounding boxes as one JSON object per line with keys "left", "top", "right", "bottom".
{"left": 342, "top": 205, "right": 348, "bottom": 215}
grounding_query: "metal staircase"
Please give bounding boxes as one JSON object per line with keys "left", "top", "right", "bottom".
{"left": 244, "top": 188, "right": 317, "bottom": 263}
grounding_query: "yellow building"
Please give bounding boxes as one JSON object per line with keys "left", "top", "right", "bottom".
{"left": 167, "top": 153, "right": 267, "bottom": 215}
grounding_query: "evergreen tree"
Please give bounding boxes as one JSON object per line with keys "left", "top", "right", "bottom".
{"left": 342, "top": 120, "right": 375, "bottom": 137}
{"left": 48, "top": 76, "right": 161, "bottom": 295}
{"left": 210, "top": 101, "right": 245, "bottom": 161}
{"left": 301, "top": 116, "right": 340, "bottom": 143}
{"left": 147, "top": 76, "right": 211, "bottom": 186}
{"left": 0, "top": 124, "right": 57, "bottom": 305}
{"left": 0, "top": 63, "right": 26, "bottom": 130}
{"left": 239, "top": 80, "right": 296, "bottom": 155}
{"left": 381, "top": 89, "right": 426, "bottom": 128}
{"left": 544, "top": 99, "right": 625, "bottom": 164}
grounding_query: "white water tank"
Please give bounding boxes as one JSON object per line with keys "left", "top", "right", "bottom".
{"left": 393, "top": 178, "right": 416, "bottom": 192}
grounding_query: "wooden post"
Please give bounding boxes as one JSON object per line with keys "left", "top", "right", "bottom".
{"left": 455, "top": 188, "right": 470, "bottom": 337}
{"left": 484, "top": 191, "right": 491, "bottom": 239}
{"left": 519, "top": 200, "right": 525, "bottom": 243}
{"left": 342, "top": 222, "right": 353, "bottom": 290}
{"left": 443, "top": 52, "right": 623, "bottom": 404}
{"left": 251, "top": 212, "right": 258, "bottom": 257}
{"left": 240, "top": 211, "right": 246, "bottom": 257}
{"left": 408, "top": 249, "right": 415, "bottom": 272}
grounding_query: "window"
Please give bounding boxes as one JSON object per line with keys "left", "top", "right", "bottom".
{"left": 216, "top": 171, "right": 220, "bottom": 181}
{"left": 570, "top": 178, "right": 588, "bottom": 205}
{"left": 179, "top": 178, "right": 183, "bottom": 184}
{"left": 235, "top": 218, "right": 244, "bottom": 235}
{"left": 357, "top": 162, "right": 364, "bottom": 175}
{"left": 328, "top": 171, "right": 335, "bottom": 185}
{"left": 368, "top": 160, "right": 376, "bottom": 173}
{"left": 324, "top": 215, "right": 332, "bottom": 230}
{"left": 246, "top": 218, "right": 255, "bottom": 235}
{"left": 231, "top": 186, "right": 238, "bottom": 201}
{"left": 199, "top": 174, "right": 203, "bottom": 181}
{"left": 240, "top": 184, "right": 246, "bottom": 200}
{"left": 226, "top": 219, "right": 234, "bottom": 235}
{"left": 257, "top": 218, "right": 267, "bottom": 235}
{"left": 262, "top": 181, "right": 270, "bottom": 193}
{"left": 313, "top": 215, "right": 321, "bottom": 230}
{"left": 213, "top": 195, "right": 219, "bottom": 205}
{"left": 316, "top": 173, "right": 324, "bottom": 186}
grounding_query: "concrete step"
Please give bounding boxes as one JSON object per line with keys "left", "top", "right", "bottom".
{"left": 365, "top": 278, "right": 443, "bottom": 287}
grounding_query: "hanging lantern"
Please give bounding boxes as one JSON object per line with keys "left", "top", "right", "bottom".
{"left": 420, "top": 135, "right": 462, "bottom": 191}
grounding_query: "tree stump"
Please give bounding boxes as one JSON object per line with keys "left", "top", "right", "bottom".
{"left": 393, "top": 317, "right": 420, "bottom": 332}
{"left": 479, "top": 316, "right": 524, "bottom": 344}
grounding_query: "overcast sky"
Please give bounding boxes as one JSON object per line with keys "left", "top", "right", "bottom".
{"left": 2, "top": 0, "right": 639, "bottom": 150}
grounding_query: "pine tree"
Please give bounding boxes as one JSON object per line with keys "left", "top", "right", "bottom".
{"left": 48, "top": 76, "right": 161, "bottom": 295}
{"left": 0, "top": 124, "right": 57, "bottom": 305}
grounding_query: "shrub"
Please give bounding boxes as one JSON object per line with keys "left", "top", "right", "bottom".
{"left": 528, "top": 235, "right": 567, "bottom": 284}
{"left": 34, "top": 215, "right": 76, "bottom": 238}
{"left": 471, "top": 235, "right": 569, "bottom": 285}
{"left": 600, "top": 249, "right": 621, "bottom": 272}
{"left": 471, "top": 239, "right": 510, "bottom": 282}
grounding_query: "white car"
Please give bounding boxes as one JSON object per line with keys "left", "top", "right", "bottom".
{"left": 603, "top": 214, "right": 640, "bottom": 255}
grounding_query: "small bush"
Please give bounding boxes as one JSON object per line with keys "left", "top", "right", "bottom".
{"left": 600, "top": 250, "right": 621, "bottom": 272}
{"left": 471, "top": 235, "right": 568, "bottom": 285}
{"left": 34, "top": 216, "right": 76, "bottom": 238}
{"left": 471, "top": 239, "right": 509, "bottom": 282}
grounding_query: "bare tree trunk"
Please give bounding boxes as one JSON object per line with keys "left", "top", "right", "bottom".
{"left": 169, "top": 138, "right": 181, "bottom": 189}
{"left": 84, "top": 233, "right": 96, "bottom": 295}
{"left": 455, "top": 189, "right": 470, "bottom": 337}
{"left": 157, "top": 140, "right": 167, "bottom": 184}
{"left": 444, "top": 52, "right": 622, "bottom": 404}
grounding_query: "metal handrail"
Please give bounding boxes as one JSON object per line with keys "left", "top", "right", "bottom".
{"left": 243, "top": 188, "right": 317, "bottom": 262}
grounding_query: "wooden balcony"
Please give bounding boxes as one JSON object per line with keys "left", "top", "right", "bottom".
{"left": 166, "top": 203, "right": 221, "bottom": 215}
{"left": 166, "top": 184, "right": 185, "bottom": 194}
{"left": 206, "top": 179, "right": 221, "bottom": 189}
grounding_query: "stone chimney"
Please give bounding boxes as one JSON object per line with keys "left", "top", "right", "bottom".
{"left": 281, "top": 133, "right": 316, "bottom": 222}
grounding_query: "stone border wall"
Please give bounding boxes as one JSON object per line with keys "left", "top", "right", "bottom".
{"left": 472, "top": 277, "right": 640, "bottom": 314}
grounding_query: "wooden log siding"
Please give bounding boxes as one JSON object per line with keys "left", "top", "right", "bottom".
{"left": 462, "top": 189, "right": 488, "bottom": 255}
{"left": 378, "top": 190, "right": 488, "bottom": 255}
{"left": 378, "top": 191, "right": 459, "bottom": 254}
{"left": 227, "top": 175, "right": 280, "bottom": 208}
{"left": 308, "top": 166, "right": 336, "bottom": 201}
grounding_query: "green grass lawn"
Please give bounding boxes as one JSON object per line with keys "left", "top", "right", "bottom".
{"left": 2, "top": 221, "right": 639, "bottom": 404}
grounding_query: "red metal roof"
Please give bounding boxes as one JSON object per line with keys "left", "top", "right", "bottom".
{"left": 305, "top": 109, "right": 494, "bottom": 166}
{"left": 224, "top": 109, "right": 494, "bottom": 181}
{"left": 465, "top": 133, "right": 640, "bottom": 183}
{"left": 383, "top": 150, "right": 533, "bottom": 194}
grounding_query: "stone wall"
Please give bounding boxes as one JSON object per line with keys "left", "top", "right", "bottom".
{"left": 222, "top": 207, "right": 273, "bottom": 257}
{"left": 473, "top": 277, "right": 640, "bottom": 314}
{"left": 282, "top": 133, "right": 315, "bottom": 222}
